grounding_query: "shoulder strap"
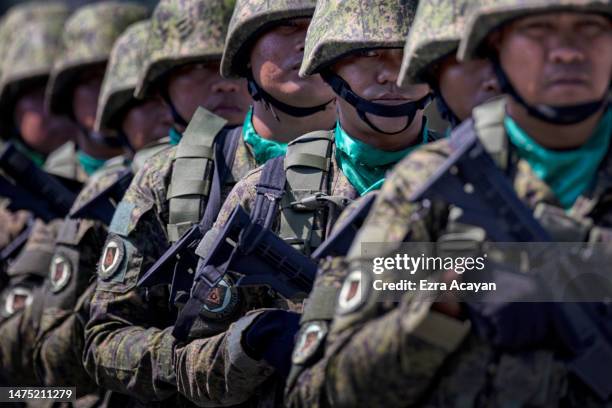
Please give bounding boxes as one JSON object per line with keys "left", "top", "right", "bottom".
{"left": 199, "top": 127, "right": 242, "bottom": 232}
{"left": 167, "top": 107, "right": 227, "bottom": 242}
{"left": 252, "top": 156, "right": 287, "bottom": 229}
{"left": 279, "top": 130, "right": 334, "bottom": 255}
{"left": 131, "top": 137, "right": 171, "bottom": 173}
{"left": 472, "top": 96, "right": 509, "bottom": 169}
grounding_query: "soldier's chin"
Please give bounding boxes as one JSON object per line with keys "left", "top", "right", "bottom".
{"left": 214, "top": 107, "right": 247, "bottom": 126}
{"left": 366, "top": 115, "right": 411, "bottom": 135}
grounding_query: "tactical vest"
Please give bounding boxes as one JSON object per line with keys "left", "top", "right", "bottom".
{"left": 249, "top": 130, "right": 353, "bottom": 256}
{"left": 166, "top": 108, "right": 242, "bottom": 243}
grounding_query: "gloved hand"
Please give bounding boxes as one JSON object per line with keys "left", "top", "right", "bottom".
{"left": 242, "top": 309, "right": 301, "bottom": 379}
{"left": 464, "top": 266, "right": 556, "bottom": 350}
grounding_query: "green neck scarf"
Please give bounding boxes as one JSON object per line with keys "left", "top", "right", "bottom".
{"left": 335, "top": 121, "right": 428, "bottom": 196}
{"left": 505, "top": 108, "right": 612, "bottom": 209}
{"left": 169, "top": 127, "right": 182, "bottom": 146}
{"left": 14, "top": 140, "right": 45, "bottom": 167}
{"left": 77, "top": 150, "right": 107, "bottom": 176}
{"left": 242, "top": 107, "right": 288, "bottom": 165}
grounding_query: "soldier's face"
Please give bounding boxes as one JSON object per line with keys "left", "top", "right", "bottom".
{"left": 121, "top": 94, "right": 173, "bottom": 152}
{"left": 13, "top": 85, "right": 76, "bottom": 154}
{"left": 495, "top": 12, "right": 612, "bottom": 107}
{"left": 72, "top": 67, "right": 105, "bottom": 131}
{"left": 166, "top": 62, "right": 250, "bottom": 128}
{"left": 332, "top": 48, "right": 430, "bottom": 147}
{"left": 435, "top": 56, "right": 500, "bottom": 121}
{"left": 73, "top": 66, "right": 122, "bottom": 159}
{"left": 250, "top": 18, "right": 335, "bottom": 107}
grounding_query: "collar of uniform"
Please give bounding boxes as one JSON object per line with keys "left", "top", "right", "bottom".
{"left": 13, "top": 139, "right": 46, "bottom": 167}
{"left": 76, "top": 150, "right": 108, "bottom": 176}
{"left": 169, "top": 127, "right": 182, "bottom": 146}
{"left": 334, "top": 119, "right": 429, "bottom": 196}
{"left": 505, "top": 108, "right": 612, "bottom": 210}
{"left": 242, "top": 107, "right": 288, "bottom": 166}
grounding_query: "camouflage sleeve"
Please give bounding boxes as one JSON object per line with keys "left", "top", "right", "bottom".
{"left": 0, "top": 206, "right": 29, "bottom": 252}
{"left": 33, "top": 283, "right": 99, "bottom": 395}
{"left": 287, "top": 142, "right": 472, "bottom": 407}
{"left": 33, "top": 167, "right": 125, "bottom": 391}
{"left": 175, "top": 310, "right": 277, "bottom": 406}
{"left": 83, "top": 150, "right": 179, "bottom": 401}
{"left": 175, "top": 168, "right": 284, "bottom": 406}
{"left": 0, "top": 294, "right": 40, "bottom": 386}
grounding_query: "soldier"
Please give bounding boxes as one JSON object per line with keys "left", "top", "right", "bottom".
{"left": 0, "top": 0, "right": 148, "bottom": 389}
{"left": 0, "top": 2, "right": 76, "bottom": 326}
{"left": 83, "top": 0, "right": 335, "bottom": 402}
{"left": 44, "top": 1, "right": 149, "bottom": 180}
{"left": 29, "top": 20, "right": 172, "bottom": 401}
{"left": 284, "top": 3, "right": 503, "bottom": 403}
{"left": 290, "top": 0, "right": 612, "bottom": 406}
{"left": 399, "top": 0, "right": 500, "bottom": 128}
{"left": 172, "top": 0, "right": 439, "bottom": 405}
{"left": 0, "top": 2, "right": 75, "bottom": 289}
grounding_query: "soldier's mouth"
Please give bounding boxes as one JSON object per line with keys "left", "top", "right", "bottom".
{"left": 213, "top": 105, "right": 243, "bottom": 114}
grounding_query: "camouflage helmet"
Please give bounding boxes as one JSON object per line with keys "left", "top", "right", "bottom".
{"left": 95, "top": 21, "right": 150, "bottom": 133}
{"left": 221, "top": 0, "right": 316, "bottom": 78}
{"left": 0, "top": 3, "right": 69, "bottom": 121}
{"left": 399, "top": 0, "right": 474, "bottom": 87}
{"left": 134, "top": 0, "right": 236, "bottom": 99}
{"left": 300, "top": 0, "right": 419, "bottom": 77}
{"left": 46, "top": 1, "right": 149, "bottom": 115}
{"left": 459, "top": 0, "right": 612, "bottom": 61}
{"left": 0, "top": 2, "right": 68, "bottom": 81}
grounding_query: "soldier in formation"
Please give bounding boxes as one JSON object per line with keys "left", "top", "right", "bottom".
{"left": 0, "top": 0, "right": 608, "bottom": 407}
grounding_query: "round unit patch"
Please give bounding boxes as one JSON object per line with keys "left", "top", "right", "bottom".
{"left": 292, "top": 321, "right": 328, "bottom": 365}
{"left": 49, "top": 254, "right": 72, "bottom": 293}
{"left": 99, "top": 237, "right": 125, "bottom": 280}
{"left": 4, "top": 287, "right": 33, "bottom": 316}
{"left": 337, "top": 270, "right": 366, "bottom": 315}
{"left": 200, "top": 276, "right": 240, "bottom": 321}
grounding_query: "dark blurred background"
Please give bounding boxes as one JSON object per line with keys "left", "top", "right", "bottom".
{"left": 0, "top": 0, "right": 158, "bottom": 14}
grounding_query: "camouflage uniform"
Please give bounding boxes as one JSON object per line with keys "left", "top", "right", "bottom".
{"left": 0, "top": 2, "right": 148, "bottom": 394}
{"left": 175, "top": 0, "right": 439, "bottom": 406}
{"left": 287, "top": 1, "right": 612, "bottom": 407}
{"left": 83, "top": 0, "right": 259, "bottom": 403}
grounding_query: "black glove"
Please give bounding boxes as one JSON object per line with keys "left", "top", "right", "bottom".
{"left": 464, "top": 265, "right": 556, "bottom": 350}
{"left": 243, "top": 310, "right": 301, "bottom": 378}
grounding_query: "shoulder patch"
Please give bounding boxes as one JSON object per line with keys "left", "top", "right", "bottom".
{"left": 99, "top": 237, "right": 126, "bottom": 281}
{"left": 292, "top": 320, "right": 329, "bottom": 365}
{"left": 4, "top": 287, "right": 33, "bottom": 316}
{"left": 49, "top": 254, "right": 72, "bottom": 293}
{"left": 337, "top": 269, "right": 368, "bottom": 315}
{"left": 199, "top": 276, "right": 240, "bottom": 321}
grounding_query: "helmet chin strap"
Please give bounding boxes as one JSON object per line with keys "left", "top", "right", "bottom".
{"left": 433, "top": 88, "right": 461, "bottom": 128}
{"left": 320, "top": 69, "right": 432, "bottom": 135}
{"left": 493, "top": 59, "right": 610, "bottom": 125}
{"left": 246, "top": 71, "right": 334, "bottom": 119}
{"left": 160, "top": 89, "right": 189, "bottom": 129}
{"left": 88, "top": 130, "right": 125, "bottom": 149}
